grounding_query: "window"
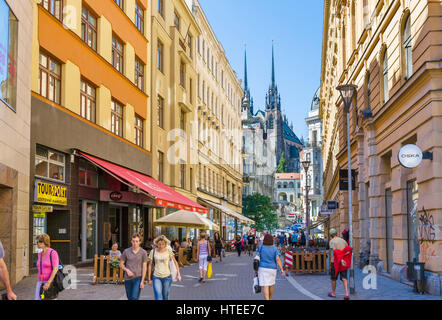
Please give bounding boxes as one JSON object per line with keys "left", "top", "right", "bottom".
{"left": 157, "top": 40, "right": 164, "bottom": 72}
{"left": 202, "top": 41, "right": 206, "bottom": 62}
{"left": 135, "top": 57, "right": 144, "bottom": 91}
{"left": 157, "top": 0, "right": 164, "bottom": 17}
{"left": 187, "top": 34, "right": 192, "bottom": 57}
{"left": 180, "top": 109, "right": 185, "bottom": 131}
{"left": 197, "top": 74, "right": 200, "bottom": 98}
{"left": 113, "top": 0, "right": 124, "bottom": 11}
{"left": 382, "top": 50, "right": 389, "bottom": 102}
{"left": 189, "top": 78, "right": 193, "bottom": 104}
{"left": 403, "top": 15, "right": 412, "bottom": 80}
{"left": 81, "top": 7, "right": 97, "bottom": 51}
{"left": 134, "top": 115, "right": 144, "bottom": 147}
{"left": 35, "top": 145, "right": 65, "bottom": 182}
{"left": 78, "top": 158, "right": 98, "bottom": 187}
{"left": 39, "top": 52, "right": 61, "bottom": 104}
{"left": 157, "top": 95, "right": 164, "bottom": 128}
{"left": 112, "top": 35, "right": 124, "bottom": 74}
{"left": 80, "top": 79, "right": 96, "bottom": 123}
{"left": 135, "top": 2, "right": 144, "bottom": 34}
{"left": 174, "top": 12, "right": 180, "bottom": 31}
{"left": 0, "top": 1, "right": 18, "bottom": 110}
{"left": 180, "top": 161, "right": 185, "bottom": 189}
{"left": 111, "top": 99, "right": 123, "bottom": 137}
{"left": 179, "top": 60, "right": 185, "bottom": 87}
{"left": 158, "top": 151, "right": 164, "bottom": 182}
{"left": 42, "top": 0, "right": 63, "bottom": 21}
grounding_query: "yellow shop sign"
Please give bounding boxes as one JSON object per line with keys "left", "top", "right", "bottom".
{"left": 35, "top": 180, "right": 67, "bottom": 206}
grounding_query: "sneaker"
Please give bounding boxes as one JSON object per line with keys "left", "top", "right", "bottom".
{"left": 198, "top": 278, "right": 202, "bottom": 282}
{"left": 328, "top": 292, "right": 336, "bottom": 298}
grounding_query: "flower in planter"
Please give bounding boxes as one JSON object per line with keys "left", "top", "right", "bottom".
{"left": 109, "top": 259, "right": 121, "bottom": 269}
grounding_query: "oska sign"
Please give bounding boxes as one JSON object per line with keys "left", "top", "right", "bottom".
{"left": 398, "top": 144, "right": 423, "bottom": 168}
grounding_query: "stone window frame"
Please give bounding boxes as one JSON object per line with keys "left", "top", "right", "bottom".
{"left": 35, "top": 145, "right": 66, "bottom": 183}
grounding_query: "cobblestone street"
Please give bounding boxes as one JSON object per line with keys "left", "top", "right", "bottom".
{"left": 4, "top": 250, "right": 441, "bottom": 300}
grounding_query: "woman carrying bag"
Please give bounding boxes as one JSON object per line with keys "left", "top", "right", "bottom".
{"left": 148, "top": 235, "right": 181, "bottom": 300}
{"left": 196, "top": 232, "right": 211, "bottom": 283}
{"left": 35, "top": 234, "right": 61, "bottom": 300}
{"left": 255, "top": 234, "right": 284, "bottom": 300}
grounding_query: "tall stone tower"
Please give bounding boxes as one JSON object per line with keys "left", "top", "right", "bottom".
{"left": 265, "top": 43, "right": 284, "bottom": 168}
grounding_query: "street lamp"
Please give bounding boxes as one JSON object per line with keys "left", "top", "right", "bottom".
{"left": 301, "top": 159, "right": 311, "bottom": 248}
{"left": 336, "top": 84, "right": 358, "bottom": 294}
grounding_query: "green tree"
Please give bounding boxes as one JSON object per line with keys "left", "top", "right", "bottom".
{"left": 276, "top": 152, "right": 287, "bottom": 173}
{"left": 242, "top": 193, "right": 279, "bottom": 232}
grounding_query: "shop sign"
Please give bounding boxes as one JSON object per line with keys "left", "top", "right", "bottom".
{"left": 398, "top": 144, "right": 423, "bottom": 168}
{"left": 32, "top": 205, "right": 53, "bottom": 213}
{"left": 35, "top": 179, "right": 67, "bottom": 206}
{"left": 109, "top": 191, "right": 123, "bottom": 201}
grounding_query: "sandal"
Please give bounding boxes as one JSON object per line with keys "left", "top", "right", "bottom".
{"left": 328, "top": 292, "right": 336, "bottom": 298}
{"left": 344, "top": 296, "right": 350, "bottom": 300}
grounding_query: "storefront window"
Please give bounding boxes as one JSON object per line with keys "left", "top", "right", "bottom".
{"left": 35, "top": 145, "right": 65, "bottom": 182}
{"left": 0, "top": 0, "right": 18, "bottom": 111}
{"left": 78, "top": 158, "right": 98, "bottom": 187}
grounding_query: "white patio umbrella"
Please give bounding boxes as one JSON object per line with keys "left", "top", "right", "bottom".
{"left": 153, "top": 210, "right": 220, "bottom": 231}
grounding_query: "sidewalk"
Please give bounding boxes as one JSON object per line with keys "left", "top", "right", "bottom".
{"left": 3, "top": 250, "right": 441, "bottom": 300}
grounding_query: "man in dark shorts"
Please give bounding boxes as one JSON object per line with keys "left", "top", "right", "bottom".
{"left": 246, "top": 233, "right": 256, "bottom": 256}
{"left": 328, "top": 228, "right": 350, "bottom": 300}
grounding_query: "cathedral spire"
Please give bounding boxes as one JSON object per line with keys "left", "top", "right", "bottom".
{"left": 244, "top": 45, "right": 248, "bottom": 91}
{"left": 271, "top": 41, "right": 275, "bottom": 89}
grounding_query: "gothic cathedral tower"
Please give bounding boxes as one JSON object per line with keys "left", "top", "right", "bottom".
{"left": 265, "top": 43, "right": 285, "bottom": 168}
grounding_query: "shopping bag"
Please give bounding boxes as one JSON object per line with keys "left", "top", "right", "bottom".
{"left": 207, "top": 262, "right": 213, "bottom": 279}
{"left": 169, "top": 258, "right": 178, "bottom": 282}
{"left": 253, "top": 275, "right": 261, "bottom": 294}
{"left": 222, "top": 248, "right": 226, "bottom": 258}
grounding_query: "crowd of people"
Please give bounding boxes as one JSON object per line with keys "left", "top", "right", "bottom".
{"left": 0, "top": 227, "right": 352, "bottom": 301}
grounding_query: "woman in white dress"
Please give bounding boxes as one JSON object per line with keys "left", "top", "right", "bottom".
{"left": 255, "top": 233, "right": 284, "bottom": 300}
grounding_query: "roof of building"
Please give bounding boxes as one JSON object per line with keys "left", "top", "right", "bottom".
{"left": 283, "top": 121, "right": 303, "bottom": 145}
{"left": 275, "top": 173, "right": 300, "bottom": 180}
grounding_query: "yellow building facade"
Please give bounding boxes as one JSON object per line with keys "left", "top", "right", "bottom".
{"left": 320, "top": 0, "right": 441, "bottom": 294}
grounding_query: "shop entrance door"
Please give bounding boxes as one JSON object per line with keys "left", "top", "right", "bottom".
{"left": 109, "top": 206, "right": 123, "bottom": 249}
{"left": 80, "top": 201, "right": 97, "bottom": 262}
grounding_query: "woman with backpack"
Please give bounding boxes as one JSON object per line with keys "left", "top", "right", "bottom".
{"left": 147, "top": 235, "right": 181, "bottom": 300}
{"left": 35, "top": 234, "right": 61, "bottom": 300}
{"left": 196, "top": 232, "right": 211, "bottom": 283}
{"left": 255, "top": 234, "right": 284, "bottom": 300}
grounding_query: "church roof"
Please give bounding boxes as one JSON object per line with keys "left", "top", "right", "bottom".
{"left": 283, "top": 121, "right": 303, "bottom": 145}
{"left": 311, "top": 87, "right": 320, "bottom": 111}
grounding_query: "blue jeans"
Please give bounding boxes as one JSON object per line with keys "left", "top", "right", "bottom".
{"left": 152, "top": 275, "right": 172, "bottom": 300}
{"left": 124, "top": 276, "right": 142, "bottom": 300}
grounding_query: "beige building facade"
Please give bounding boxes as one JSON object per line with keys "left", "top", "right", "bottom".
{"left": 0, "top": 0, "right": 33, "bottom": 286}
{"left": 192, "top": 0, "right": 246, "bottom": 240}
{"left": 320, "top": 0, "right": 441, "bottom": 294}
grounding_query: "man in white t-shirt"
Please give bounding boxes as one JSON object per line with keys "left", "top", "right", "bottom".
{"left": 0, "top": 240, "right": 17, "bottom": 300}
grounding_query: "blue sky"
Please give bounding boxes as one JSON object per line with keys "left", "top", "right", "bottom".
{"left": 198, "top": 0, "right": 324, "bottom": 140}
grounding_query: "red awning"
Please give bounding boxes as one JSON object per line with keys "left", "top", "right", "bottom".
{"left": 78, "top": 152, "right": 208, "bottom": 214}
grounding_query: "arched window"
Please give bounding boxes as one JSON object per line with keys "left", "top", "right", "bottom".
{"left": 289, "top": 182, "right": 294, "bottom": 188}
{"left": 403, "top": 15, "right": 412, "bottom": 80}
{"left": 382, "top": 49, "right": 389, "bottom": 102}
{"left": 290, "top": 195, "right": 294, "bottom": 202}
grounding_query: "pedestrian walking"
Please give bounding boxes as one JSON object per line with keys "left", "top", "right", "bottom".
{"left": 214, "top": 232, "right": 224, "bottom": 262}
{"left": 255, "top": 234, "right": 284, "bottom": 300}
{"left": 247, "top": 233, "right": 256, "bottom": 256}
{"left": 300, "top": 230, "right": 306, "bottom": 247}
{"left": 148, "top": 235, "right": 181, "bottom": 300}
{"left": 234, "top": 235, "right": 242, "bottom": 257}
{"left": 277, "top": 232, "right": 286, "bottom": 248}
{"left": 119, "top": 233, "right": 148, "bottom": 300}
{"left": 0, "top": 240, "right": 17, "bottom": 300}
{"left": 328, "top": 229, "right": 351, "bottom": 300}
{"left": 196, "top": 232, "right": 211, "bottom": 283}
{"left": 35, "top": 234, "right": 61, "bottom": 300}
{"left": 291, "top": 233, "right": 298, "bottom": 247}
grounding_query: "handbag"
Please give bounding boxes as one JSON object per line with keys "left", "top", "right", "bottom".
{"left": 169, "top": 249, "right": 178, "bottom": 282}
{"left": 221, "top": 248, "right": 226, "bottom": 258}
{"left": 206, "top": 242, "right": 212, "bottom": 261}
{"left": 49, "top": 250, "right": 69, "bottom": 293}
{"left": 253, "top": 275, "right": 261, "bottom": 294}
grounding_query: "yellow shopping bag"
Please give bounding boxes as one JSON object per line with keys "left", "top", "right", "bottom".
{"left": 207, "top": 262, "right": 213, "bottom": 279}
